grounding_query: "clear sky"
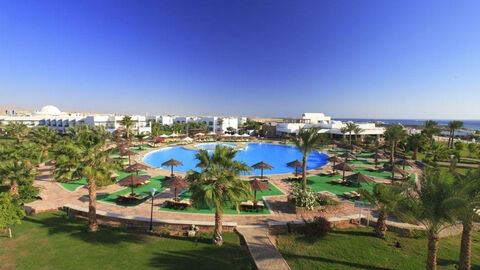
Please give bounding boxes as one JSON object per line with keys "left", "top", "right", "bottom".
{"left": 0, "top": 0, "right": 479, "bottom": 119}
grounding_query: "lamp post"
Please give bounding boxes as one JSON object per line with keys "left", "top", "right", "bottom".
{"left": 149, "top": 188, "right": 157, "bottom": 232}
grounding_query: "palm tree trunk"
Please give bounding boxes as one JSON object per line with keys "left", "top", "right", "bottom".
{"left": 413, "top": 146, "right": 418, "bottom": 160}
{"left": 16, "top": 135, "right": 20, "bottom": 144}
{"left": 87, "top": 178, "right": 98, "bottom": 232}
{"left": 302, "top": 155, "right": 307, "bottom": 191}
{"left": 375, "top": 211, "right": 387, "bottom": 239}
{"left": 213, "top": 207, "right": 223, "bottom": 246}
{"left": 459, "top": 220, "right": 473, "bottom": 270}
{"left": 426, "top": 233, "right": 439, "bottom": 270}
{"left": 390, "top": 142, "right": 395, "bottom": 166}
{"left": 451, "top": 130, "right": 456, "bottom": 149}
{"left": 10, "top": 179, "right": 18, "bottom": 196}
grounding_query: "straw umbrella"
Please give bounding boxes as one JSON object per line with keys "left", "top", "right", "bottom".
{"left": 121, "top": 149, "right": 137, "bottom": 166}
{"left": 250, "top": 179, "right": 270, "bottom": 206}
{"left": 162, "top": 159, "right": 183, "bottom": 177}
{"left": 334, "top": 162, "right": 356, "bottom": 180}
{"left": 339, "top": 152, "right": 357, "bottom": 160}
{"left": 395, "top": 157, "right": 415, "bottom": 170}
{"left": 126, "top": 163, "right": 150, "bottom": 176}
{"left": 251, "top": 161, "right": 273, "bottom": 179}
{"left": 345, "top": 172, "right": 375, "bottom": 187}
{"left": 369, "top": 152, "right": 386, "bottom": 168}
{"left": 287, "top": 160, "right": 302, "bottom": 177}
{"left": 327, "top": 156, "right": 344, "bottom": 172}
{"left": 118, "top": 174, "right": 150, "bottom": 195}
{"left": 383, "top": 165, "right": 408, "bottom": 181}
{"left": 162, "top": 176, "right": 189, "bottom": 202}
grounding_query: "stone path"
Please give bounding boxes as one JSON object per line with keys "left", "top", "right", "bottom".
{"left": 236, "top": 225, "right": 290, "bottom": 270}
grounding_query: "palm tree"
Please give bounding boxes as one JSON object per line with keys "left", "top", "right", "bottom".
{"left": 29, "top": 126, "right": 57, "bottom": 163}
{"left": 188, "top": 145, "right": 252, "bottom": 246}
{"left": 340, "top": 127, "right": 348, "bottom": 143}
{"left": 5, "top": 122, "right": 29, "bottom": 143}
{"left": 422, "top": 120, "right": 440, "bottom": 147}
{"left": 467, "top": 143, "right": 478, "bottom": 158}
{"left": 359, "top": 183, "right": 403, "bottom": 239}
{"left": 0, "top": 159, "right": 37, "bottom": 196}
{"left": 53, "top": 125, "right": 118, "bottom": 232}
{"left": 453, "top": 168, "right": 480, "bottom": 270}
{"left": 447, "top": 121, "right": 464, "bottom": 149}
{"left": 353, "top": 126, "right": 364, "bottom": 143}
{"left": 345, "top": 122, "right": 357, "bottom": 145}
{"left": 407, "top": 133, "right": 426, "bottom": 160}
{"left": 428, "top": 142, "right": 448, "bottom": 163}
{"left": 384, "top": 125, "right": 407, "bottom": 165}
{"left": 120, "top": 116, "right": 134, "bottom": 140}
{"left": 294, "top": 127, "right": 326, "bottom": 191}
{"left": 397, "top": 169, "right": 465, "bottom": 270}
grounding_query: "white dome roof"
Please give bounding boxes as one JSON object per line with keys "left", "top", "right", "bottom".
{"left": 37, "top": 105, "right": 61, "bottom": 115}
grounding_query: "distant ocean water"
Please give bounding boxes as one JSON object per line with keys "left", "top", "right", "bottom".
{"left": 334, "top": 119, "right": 480, "bottom": 131}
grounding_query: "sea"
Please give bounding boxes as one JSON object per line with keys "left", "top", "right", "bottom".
{"left": 334, "top": 119, "right": 480, "bottom": 131}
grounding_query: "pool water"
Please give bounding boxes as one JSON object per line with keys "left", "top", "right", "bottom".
{"left": 194, "top": 142, "right": 237, "bottom": 150}
{"left": 143, "top": 143, "right": 329, "bottom": 175}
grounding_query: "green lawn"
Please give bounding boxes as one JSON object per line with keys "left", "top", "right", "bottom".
{"left": 97, "top": 175, "right": 166, "bottom": 206}
{"left": 0, "top": 212, "right": 252, "bottom": 270}
{"left": 160, "top": 182, "right": 284, "bottom": 215}
{"left": 277, "top": 226, "right": 480, "bottom": 270}
{"left": 306, "top": 175, "right": 373, "bottom": 197}
{"left": 59, "top": 171, "right": 147, "bottom": 192}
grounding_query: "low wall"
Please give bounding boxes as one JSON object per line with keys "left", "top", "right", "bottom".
{"left": 63, "top": 204, "right": 237, "bottom": 233}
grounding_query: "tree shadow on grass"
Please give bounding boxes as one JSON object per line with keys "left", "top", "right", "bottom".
{"left": 332, "top": 229, "right": 376, "bottom": 237}
{"left": 23, "top": 212, "right": 146, "bottom": 245}
{"left": 282, "top": 252, "right": 394, "bottom": 270}
{"left": 436, "top": 258, "right": 459, "bottom": 268}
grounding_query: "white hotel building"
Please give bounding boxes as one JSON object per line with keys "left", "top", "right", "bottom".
{"left": 0, "top": 105, "right": 151, "bottom": 134}
{"left": 147, "top": 115, "right": 241, "bottom": 133}
{"left": 276, "top": 113, "right": 385, "bottom": 139}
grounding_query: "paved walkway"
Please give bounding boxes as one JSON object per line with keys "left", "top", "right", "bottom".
{"left": 236, "top": 225, "right": 290, "bottom": 270}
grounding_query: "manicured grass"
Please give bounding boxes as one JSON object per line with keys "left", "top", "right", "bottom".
{"left": 306, "top": 175, "right": 373, "bottom": 197}
{"left": 0, "top": 212, "right": 252, "bottom": 270}
{"left": 160, "top": 182, "right": 283, "bottom": 215}
{"left": 59, "top": 171, "right": 147, "bottom": 192}
{"left": 97, "top": 175, "right": 166, "bottom": 206}
{"left": 277, "top": 226, "right": 480, "bottom": 270}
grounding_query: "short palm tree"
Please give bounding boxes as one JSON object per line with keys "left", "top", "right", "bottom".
{"left": 5, "top": 122, "right": 29, "bottom": 144}
{"left": 422, "top": 120, "right": 440, "bottom": 147}
{"left": 397, "top": 169, "right": 465, "bottom": 270}
{"left": 188, "top": 145, "right": 252, "bottom": 246}
{"left": 0, "top": 158, "right": 37, "bottom": 196}
{"left": 447, "top": 121, "right": 464, "bottom": 149}
{"left": 53, "top": 125, "right": 118, "bottom": 232}
{"left": 120, "top": 115, "right": 134, "bottom": 140}
{"left": 294, "top": 127, "right": 326, "bottom": 191}
{"left": 384, "top": 125, "right": 406, "bottom": 165}
{"left": 345, "top": 122, "right": 357, "bottom": 145}
{"left": 353, "top": 126, "right": 363, "bottom": 143}
{"left": 359, "top": 183, "right": 403, "bottom": 239}
{"left": 428, "top": 142, "right": 448, "bottom": 163}
{"left": 29, "top": 126, "right": 57, "bottom": 163}
{"left": 340, "top": 127, "right": 348, "bottom": 143}
{"left": 453, "top": 168, "right": 480, "bottom": 270}
{"left": 407, "top": 133, "right": 426, "bottom": 160}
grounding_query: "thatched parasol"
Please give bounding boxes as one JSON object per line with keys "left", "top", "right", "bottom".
{"left": 251, "top": 161, "right": 273, "bottom": 179}
{"left": 126, "top": 163, "right": 150, "bottom": 175}
{"left": 394, "top": 158, "right": 416, "bottom": 170}
{"left": 162, "top": 176, "right": 189, "bottom": 201}
{"left": 250, "top": 179, "right": 270, "bottom": 205}
{"left": 162, "top": 159, "right": 183, "bottom": 177}
{"left": 334, "top": 162, "right": 356, "bottom": 180}
{"left": 383, "top": 165, "right": 409, "bottom": 181}
{"left": 327, "top": 156, "right": 344, "bottom": 171}
{"left": 339, "top": 152, "right": 357, "bottom": 160}
{"left": 118, "top": 174, "right": 151, "bottom": 195}
{"left": 345, "top": 173, "right": 375, "bottom": 187}
{"left": 121, "top": 149, "right": 137, "bottom": 165}
{"left": 286, "top": 160, "right": 302, "bottom": 177}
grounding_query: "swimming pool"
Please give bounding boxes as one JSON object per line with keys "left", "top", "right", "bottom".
{"left": 194, "top": 142, "right": 237, "bottom": 150}
{"left": 143, "top": 143, "right": 329, "bottom": 175}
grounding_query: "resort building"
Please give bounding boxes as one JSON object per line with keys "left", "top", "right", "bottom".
{"left": 0, "top": 105, "right": 151, "bottom": 134}
{"left": 147, "top": 115, "right": 241, "bottom": 133}
{"left": 275, "top": 112, "right": 385, "bottom": 139}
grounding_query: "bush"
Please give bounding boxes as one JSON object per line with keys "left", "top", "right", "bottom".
{"left": 317, "top": 195, "right": 338, "bottom": 206}
{"left": 298, "top": 217, "right": 332, "bottom": 237}
{"left": 18, "top": 184, "right": 39, "bottom": 203}
{"left": 289, "top": 184, "right": 318, "bottom": 210}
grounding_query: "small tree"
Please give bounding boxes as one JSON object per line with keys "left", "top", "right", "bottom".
{"left": 5, "top": 122, "right": 29, "bottom": 143}
{"left": 467, "top": 143, "right": 478, "bottom": 158}
{"left": 0, "top": 192, "right": 25, "bottom": 238}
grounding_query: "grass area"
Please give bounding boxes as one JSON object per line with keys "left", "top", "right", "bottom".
{"left": 0, "top": 212, "right": 252, "bottom": 270}
{"left": 97, "top": 175, "right": 166, "bottom": 206}
{"left": 277, "top": 226, "right": 480, "bottom": 270}
{"left": 160, "top": 182, "right": 284, "bottom": 215}
{"left": 306, "top": 175, "right": 373, "bottom": 197}
{"left": 354, "top": 167, "right": 415, "bottom": 181}
{"left": 58, "top": 170, "right": 147, "bottom": 192}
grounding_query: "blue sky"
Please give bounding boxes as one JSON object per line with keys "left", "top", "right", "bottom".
{"left": 0, "top": 0, "right": 479, "bottom": 119}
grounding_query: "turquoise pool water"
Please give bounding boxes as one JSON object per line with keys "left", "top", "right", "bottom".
{"left": 143, "top": 143, "right": 329, "bottom": 175}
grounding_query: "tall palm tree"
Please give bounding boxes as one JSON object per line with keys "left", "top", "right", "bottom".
{"left": 359, "top": 183, "right": 403, "bottom": 239}
{"left": 53, "top": 125, "right": 118, "bottom": 232}
{"left": 384, "top": 125, "right": 407, "bottom": 165}
{"left": 345, "top": 122, "right": 357, "bottom": 145}
{"left": 353, "top": 126, "right": 364, "bottom": 143}
{"left": 120, "top": 116, "right": 134, "bottom": 140}
{"left": 29, "top": 126, "right": 57, "bottom": 163}
{"left": 5, "top": 122, "right": 29, "bottom": 144}
{"left": 340, "top": 127, "right": 348, "bottom": 143}
{"left": 447, "top": 121, "right": 464, "bottom": 149}
{"left": 294, "top": 127, "right": 326, "bottom": 191}
{"left": 188, "top": 145, "right": 252, "bottom": 246}
{"left": 422, "top": 120, "right": 440, "bottom": 147}
{"left": 407, "top": 133, "right": 426, "bottom": 160}
{"left": 397, "top": 169, "right": 465, "bottom": 270}
{"left": 453, "top": 168, "right": 480, "bottom": 270}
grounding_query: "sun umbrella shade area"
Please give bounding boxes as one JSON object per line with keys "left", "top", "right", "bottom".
{"left": 287, "top": 160, "right": 302, "bottom": 168}
{"left": 334, "top": 162, "right": 356, "bottom": 171}
{"left": 161, "top": 159, "right": 183, "bottom": 167}
{"left": 252, "top": 161, "right": 274, "bottom": 170}
{"left": 118, "top": 174, "right": 151, "bottom": 187}
{"left": 383, "top": 166, "right": 409, "bottom": 176}
{"left": 125, "top": 163, "right": 150, "bottom": 173}
{"left": 339, "top": 152, "right": 357, "bottom": 160}
{"left": 250, "top": 179, "right": 270, "bottom": 191}
{"left": 162, "top": 176, "right": 189, "bottom": 189}
{"left": 327, "top": 156, "right": 344, "bottom": 163}
{"left": 345, "top": 173, "right": 375, "bottom": 184}
{"left": 121, "top": 150, "right": 137, "bottom": 156}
